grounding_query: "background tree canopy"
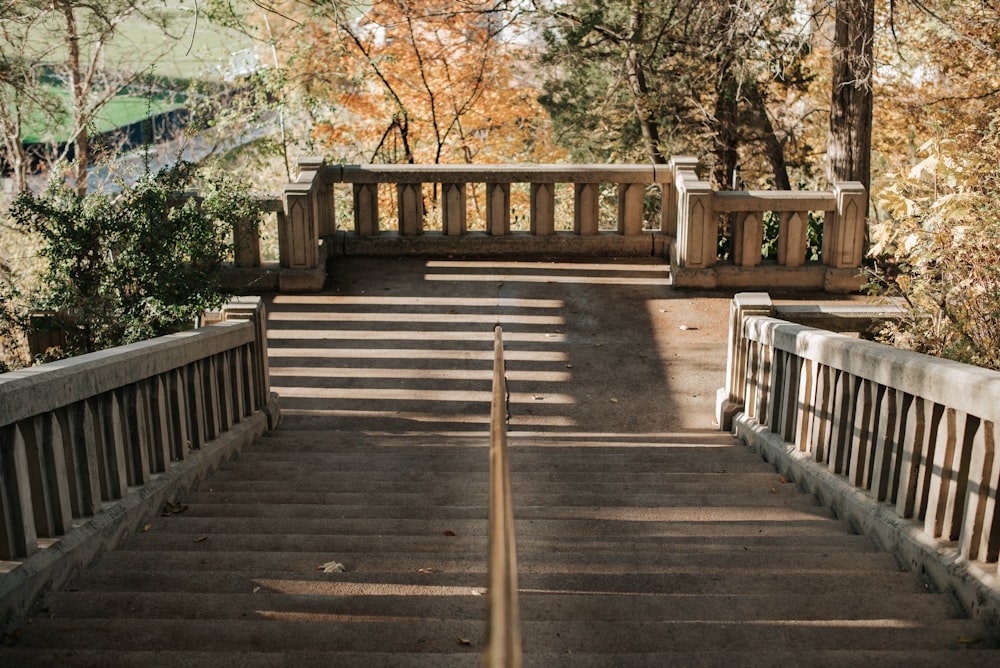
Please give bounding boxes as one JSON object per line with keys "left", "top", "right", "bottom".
{"left": 1, "top": 0, "right": 999, "bottom": 369}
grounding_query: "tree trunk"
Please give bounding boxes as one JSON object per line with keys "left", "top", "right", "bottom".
{"left": 60, "top": 1, "right": 89, "bottom": 195}
{"left": 746, "top": 84, "right": 791, "bottom": 191}
{"left": 827, "top": 0, "right": 874, "bottom": 193}
{"left": 625, "top": 2, "right": 666, "bottom": 164}
{"left": 712, "top": 67, "right": 740, "bottom": 189}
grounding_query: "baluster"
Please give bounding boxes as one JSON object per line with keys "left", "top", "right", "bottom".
{"left": 233, "top": 214, "right": 261, "bottom": 268}
{"left": 94, "top": 392, "right": 128, "bottom": 501}
{"left": 0, "top": 423, "right": 39, "bottom": 559}
{"left": 443, "top": 182, "right": 468, "bottom": 236}
{"left": 871, "top": 388, "right": 902, "bottom": 503}
{"left": 203, "top": 357, "right": 222, "bottom": 442}
{"left": 232, "top": 346, "right": 248, "bottom": 421}
{"left": 168, "top": 368, "right": 192, "bottom": 461}
{"left": 218, "top": 351, "right": 235, "bottom": 432}
{"left": 777, "top": 210, "right": 807, "bottom": 267}
{"left": 574, "top": 183, "right": 599, "bottom": 236}
{"left": 149, "top": 375, "right": 173, "bottom": 472}
{"left": 827, "top": 371, "right": 857, "bottom": 474}
{"left": 732, "top": 211, "right": 764, "bottom": 268}
{"left": 66, "top": 401, "right": 101, "bottom": 517}
{"left": 848, "top": 379, "right": 877, "bottom": 488}
{"left": 767, "top": 349, "right": 787, "bottom": 434}
{"left": 486, "top": 183, "right": 510, "bottom": 236}
{"left": 397, "top": 183, "right": 424, "bottom": 236}
{"left": 781, "top": 354, "right": 802, "bottom": 443}
{"left": 24, "top": 414, "right": 74, "bottom": 536}
{"left": 617, "top": 182, "right": 644, "bottom": 235}
{"left": 353, "top": 183, "right": 379, "bottom": 236}
{"left": 531, "top": 182, "right": 555, "bottom": 236}
{"left": 896, "top": 396, "right": 928, "bottom": 518}
{"left": 925, "top": 408, "right": 961, "bottom": 539}
{"left": 123, "top": 384, "right": 151, "bottom": 486}
{"left": 958, "top": 420, "right": 999, "bottom": 562}
{"left": 795, "top": 357, "right": 816, "bottom": 452}
{"left": 186, "top": 362, "right": 207, "bottom": 450}
{"left": 913, "top": 403, "right": 946, "bottom": 522}
{"left": 807, "top": 365, "right": 833, "bottom": 463}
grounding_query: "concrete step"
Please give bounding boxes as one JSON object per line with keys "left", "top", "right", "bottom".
{"left": 192, "top": 470, "right": 791, "bottom": 490}
{"left": 12, "top": 617, "right": 995, "bottom": 654}
{"left": 177, "top": 489, "right": 822, "bottom": 508}
{"left": 86, "top": 544, "right": 900, "bottom": 575}
{"left": 64, "top": 567, "right": 929, "bottom": 598}
{"left": 5, "top": 649, "right": 1000, "bottom": 668}
{"left": 38, "top": 589, "right": 963, "bottom": 624}
{"left": 133, "top": 515, "right": 881, "bottom": 549}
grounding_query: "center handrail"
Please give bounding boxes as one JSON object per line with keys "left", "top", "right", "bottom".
{"left": 483, "top": 325, "right": 522, "bottom": 668}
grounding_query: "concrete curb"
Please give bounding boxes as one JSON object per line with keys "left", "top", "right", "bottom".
{"left": 733, "top": 414, "right": 1000, "bottom": 633}
{"left": 0, "top": 395, "right": 279, "bottom": 628}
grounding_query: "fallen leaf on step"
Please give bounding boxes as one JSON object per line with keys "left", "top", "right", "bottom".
{"left": 252, "top": 586, "right": 261, "bottom": 593}
{"left": 142, "top": 524, "right": 152, "bottom": 532}
{"left": 957, "top": 635, "right": 982, "bottom": 645}
{"left": 456, "top": 637, "right": 472, "bottom": 646}
{"left": 769, "top": 487, "right": 778, "bottom": 494}
{"left": 317, "top": 561, "right": 346, "bottom": 573}
{"left": 162, "top": 501, "right": 188, "bottom": 516}
{"left": 193, "top": 535, "right": 208, "bottom": 543}
{"left": 418, "top": 567, "right": 438, "bottom": 573}
{"left": 610, "top": 398, "right": 619, "bottom": 403}
{"left": 443, "top": 530, "right": 457, "bottom": 536}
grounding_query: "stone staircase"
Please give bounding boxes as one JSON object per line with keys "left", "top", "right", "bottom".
{"left": 4, "top": 258, "right": 999, "bottom": 666}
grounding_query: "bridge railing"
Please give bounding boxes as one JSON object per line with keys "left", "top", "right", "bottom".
{"left": 483, "top": 326, "right": 522, "bottom": 668}
{"left": 0, "top": 297, "right": 275, "bottom": 562}
{"left": 229, "top": 158, "right": 867, "bottom": 293}
{"left": 721, "top": 292, "right": 1000, "bottom": 623}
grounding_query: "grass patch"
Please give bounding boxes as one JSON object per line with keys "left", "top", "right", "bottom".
{"left": 22, "top": 84, "right": 188, "bottom": 144}
{"left": 25, "top": 1, "right": 257, "bottom": 82}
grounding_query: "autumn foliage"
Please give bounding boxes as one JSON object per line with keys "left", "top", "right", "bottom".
{"left": 281, "top": 0, "right": 562, "bottom": 165}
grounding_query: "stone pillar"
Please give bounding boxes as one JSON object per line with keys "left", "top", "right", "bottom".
{"left": 531, "top": 182, "right": 555, "bottom": 236}
{"left": 297, "top": 158, "right": 335, "bottom": 237}
{"left": 675, "top": 170, "right": 716, "bottom": 269}
{"left": 222, "top": 297, "right": 270, "bottom": 413}
{"left": 353, "top": 183, "right": 379, "bottom": 237}
{"left": 486, "top": 182, "right": 510, "bottom": 236}
{"left": 716, "top": 292, "right": 774, "bottom": 431}
{"left": 442, "top": 182, "right": 467, "bottom": 236}
{"left": 825, "top": 181, "right": 867, "bottom": 268}
{"left": 281, "top": 164, "right": 321, "bottom": 270}
{"left": 617, "top": 182, "right": 644, "bottom": 235}
{"left": 574, "top": 182, "right": 599, "bottom": 236}
{"left": 397, "top": 183, "right": 424, "bottom": 236}
{"left": 665, "top": 156, "right": 699, "bottom": 237}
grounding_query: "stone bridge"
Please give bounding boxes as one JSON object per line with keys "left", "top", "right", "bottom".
{"left": 1, "top": 160, "right": 999, "bottom": 665}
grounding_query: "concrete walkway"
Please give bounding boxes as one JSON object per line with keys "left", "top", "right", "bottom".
{"left": 5, "top": 258, "right": 999, "bottom": 666}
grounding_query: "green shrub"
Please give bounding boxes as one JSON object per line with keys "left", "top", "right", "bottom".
{"left": 867, "top": 115, "right": 1000, "bottom": 370}
{"left": 6, "top": 162, "right": 260, "bottom": 361}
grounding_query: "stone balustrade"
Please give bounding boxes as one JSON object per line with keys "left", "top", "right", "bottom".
{"left": 228, "top": 157, "right": 867, "bottom": 293}
{"left": 0, "top": 297, "right": 278, "bottom": 620}
{"left": 719, "top": 293, "right": 1000, "bottom": 626}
